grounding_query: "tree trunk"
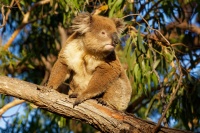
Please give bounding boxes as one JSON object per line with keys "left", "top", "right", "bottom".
{"left": 0, "top": 76, "right": 191, "bottom": 133}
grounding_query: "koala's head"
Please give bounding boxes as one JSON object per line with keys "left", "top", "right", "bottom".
{"left": 71, "top": 12, "right": 125, "bottom": 58}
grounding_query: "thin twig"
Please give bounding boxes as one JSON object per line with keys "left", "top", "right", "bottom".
{"left": 148, "top": 41, "right": 169, "bottom": 127}
{"left": 149, "top": 41, "right": 168, "bottom": 127}
{"left": 153, "top": 59, "right": 183, "bottom": 133}
{"left": 0, "top": 99, "right": 25, "bottom": 117}
{"left": 0, "top": 0, "right": 15, "bottom": 28}
{"left": 171, "top": 43, "right": 189, "bottom": 47}
{"left": 149, "top": 42, "right": 160, "bottom": 83}
{"left": 122, "top": 13, "right": 170, "bottom": 45}
{"left": 15, "top": 0, "right": 25, "bottom": 16}
{"left": 0, "top": 6, "right": 6, "bottom": 28}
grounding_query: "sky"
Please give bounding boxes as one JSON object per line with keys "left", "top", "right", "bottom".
{"left": 0, "top": 104, "right": 25, "bottom": 129}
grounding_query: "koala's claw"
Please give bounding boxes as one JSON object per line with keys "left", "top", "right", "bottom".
{"left": 37, "top": 86, "right": 53, "bottom": 93}
{"left": 69, "top": 93, "right": 78, "bottom": 98}
{"left": 73, "top": 99, "right": 82, "bottom": 108}
{"left": 97, "top": 98, "right": 107, "bottom": 106}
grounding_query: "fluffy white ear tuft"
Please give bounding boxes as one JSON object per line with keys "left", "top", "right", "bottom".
{"left": 71, "top": 12, "right": 92, "bottom": 34}
{"left": 112, "top": 18, "right": 125, "bottom": 34}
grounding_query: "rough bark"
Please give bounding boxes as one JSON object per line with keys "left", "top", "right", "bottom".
{"left": 0, "top": 76, "right": 191, "bottom": 133}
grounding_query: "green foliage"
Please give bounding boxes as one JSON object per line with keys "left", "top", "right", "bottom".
{"left": 108, "top": 0, "right": 124, "bottom": 17}
{"left": 121, "top": 30, "right": 160, "bottom": 96}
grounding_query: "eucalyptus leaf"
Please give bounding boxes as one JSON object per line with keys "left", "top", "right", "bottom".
{"left": 153, "top": 59, "right": 160, "bottom": 69}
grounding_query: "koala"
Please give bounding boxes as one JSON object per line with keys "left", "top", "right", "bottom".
{"left": 46, "top": 12, "right": 132, "bottom": 111}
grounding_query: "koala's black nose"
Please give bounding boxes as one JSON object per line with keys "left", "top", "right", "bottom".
{"left": 112, "top": 32, "right": 120, "bottom": 46}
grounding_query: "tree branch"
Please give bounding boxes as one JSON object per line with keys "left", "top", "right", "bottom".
{"left": 0, "top": 76, "right": 191, "bottom": 133}
{"left": 3, "top": 0, "right": 51, "bottom": 50}
{"left": 0, "top": 99, "right": 25, "bottom": 116}
{"left": 0, "top": 0, "right": 15, "bottom": 28}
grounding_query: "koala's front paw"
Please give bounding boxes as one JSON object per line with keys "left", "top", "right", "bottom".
{"left": 73, "top": 98, "right": 84, "bottom": 108}
{"left": 69, "top": 93, "right": 78, "bottom": 98}
{"left": 97, "top": 98, "right": 108, "bottom": 106}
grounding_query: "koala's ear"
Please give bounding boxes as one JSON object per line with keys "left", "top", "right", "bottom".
{"left": 71, "top": 12, "right": 92, "bottom": 34}
{"left": 112, "top": 18, "right": 125, "bottom": 34}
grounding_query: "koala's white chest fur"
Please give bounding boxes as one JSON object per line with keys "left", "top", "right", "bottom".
{"left": 61, "top": 39, "right": 102, "bottom": 90}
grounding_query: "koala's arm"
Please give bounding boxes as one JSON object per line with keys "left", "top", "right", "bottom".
{"left": 74, "top": 59, "right": 122, "bottom": 106}
{"left": 46, "top": 57, "right": 70, "bottom": 90}
{"left": 46, "top": 33, "right": 78, "bottom": 90}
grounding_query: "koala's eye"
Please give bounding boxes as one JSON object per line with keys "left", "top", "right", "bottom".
{"left": 101, "top": 31, "right": 105, "bottom": 34}
{"left": 99, "top": 30, "right": 107, "bottom": 37}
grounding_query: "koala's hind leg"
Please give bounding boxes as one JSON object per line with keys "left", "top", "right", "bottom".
{"left": 102, "top": 71, "right": 132, "bottom": 111}
{"left": 73, "top": 60, "right": 121, "bottom": 107}
{"left": 47, "top": 58, "right": 70, "bottom": 90}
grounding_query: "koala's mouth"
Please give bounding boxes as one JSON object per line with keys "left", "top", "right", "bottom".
{"left": 104, "top": 39, "right": 118, "bottom": 51}
{"left": 104, "top": 44, "right": 115, "bottom": 51}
